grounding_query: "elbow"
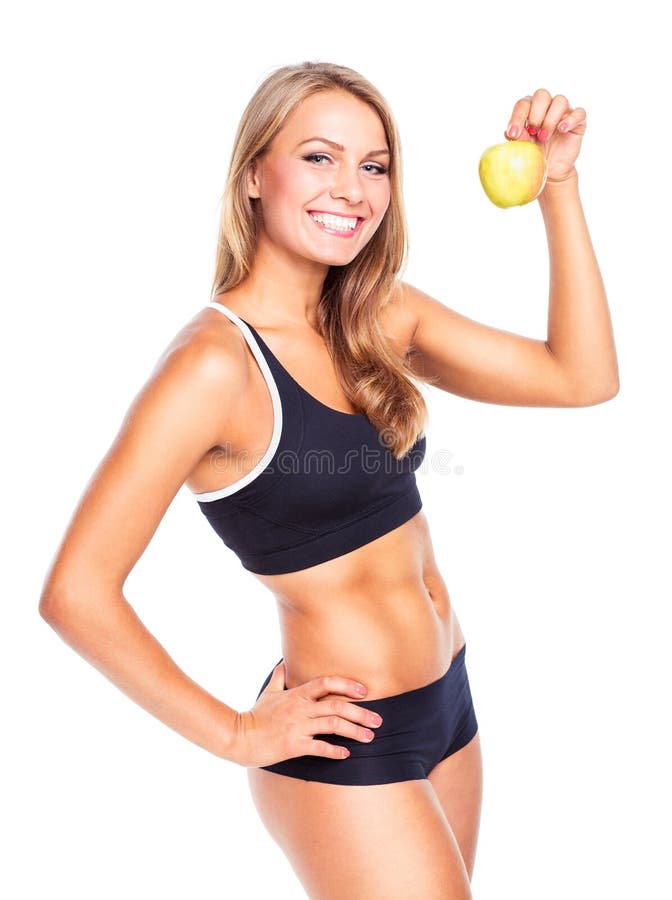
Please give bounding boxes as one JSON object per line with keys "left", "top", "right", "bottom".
{"left": 549, "top": 351, "right": 620, "bottom": 408}
{"left": 39, "top": 588, "right": 70, "bottom": 628}
{"left": 40, "top": 575, "right": 123, "bottom": 637}
{"left": 574, "top": 376, "right": 620, "bottom": 407}
{"left": 39, "top": 581, "right": 83, "bottom": 631}
{"left": 39, "top": 588, "right": 95, "bottom": 650}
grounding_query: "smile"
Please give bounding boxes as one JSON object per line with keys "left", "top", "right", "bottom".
{"left": 308, "top": 211, "right": 363, "bottom": 237}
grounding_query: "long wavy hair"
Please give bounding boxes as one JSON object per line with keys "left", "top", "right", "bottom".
{"left": 211, "top": 61, "right": 435, "bottom": 459}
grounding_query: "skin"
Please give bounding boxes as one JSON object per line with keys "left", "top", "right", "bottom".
{"left": 39, "top": 87, "right": 618, "bottom": 898}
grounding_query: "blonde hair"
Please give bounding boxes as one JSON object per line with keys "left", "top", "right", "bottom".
{"left": 211, "top": 60, "right": 434, "bottom": 459}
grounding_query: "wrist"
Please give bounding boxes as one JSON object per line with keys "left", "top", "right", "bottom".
{"left": 537, "top": 167, "right": 578, "bottom": 210}
{"left": 545, "top": 166, "right": 578, "bottom": 184}
{"left": 211, "top": 702, "right": 246, "bottom": 763}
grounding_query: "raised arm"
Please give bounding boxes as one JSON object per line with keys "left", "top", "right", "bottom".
{"left": 39, "top": 325, "right": 247, "bottom": 760}
{"left": 402, "top": 90, "right": 619, "bottom": 408}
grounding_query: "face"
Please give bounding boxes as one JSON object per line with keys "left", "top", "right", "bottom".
{"left": 247, "top": 90, "right": 392, "bottom": 268}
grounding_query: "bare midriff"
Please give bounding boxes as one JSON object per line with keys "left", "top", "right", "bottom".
{"left": 251, "top": 509, "right": 465, "bottom": 703}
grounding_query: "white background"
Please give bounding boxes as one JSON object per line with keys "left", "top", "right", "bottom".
{"left": 3, "top": 1, "right": 670, "bottom": 897}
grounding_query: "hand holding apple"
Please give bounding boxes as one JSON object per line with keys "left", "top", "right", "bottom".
{"left": 479, "top": 88, "right": 587, "bottom": 208}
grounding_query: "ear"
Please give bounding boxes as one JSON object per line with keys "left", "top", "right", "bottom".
{"left": 247, "top": 159, "right": 261, "bottom": 199}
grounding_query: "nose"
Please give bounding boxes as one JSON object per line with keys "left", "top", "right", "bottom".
{"left": 329, "top": 164, "right": 365, "bottom": 205}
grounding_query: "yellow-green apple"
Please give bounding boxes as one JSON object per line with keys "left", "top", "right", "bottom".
{"left": 478, "top": 140, "right": 547, "bottom": 208}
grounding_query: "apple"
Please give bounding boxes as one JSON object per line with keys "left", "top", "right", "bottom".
{"left": 478, "top": 140, "right": 547, "bottom": 208}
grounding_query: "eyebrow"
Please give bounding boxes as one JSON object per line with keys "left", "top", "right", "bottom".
{"left": 295, "top": 136, "right": 390, "bottom": 157}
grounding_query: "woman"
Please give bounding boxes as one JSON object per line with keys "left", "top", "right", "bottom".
{"left": 39, "top": 61, "right": 619, "bottom": 899}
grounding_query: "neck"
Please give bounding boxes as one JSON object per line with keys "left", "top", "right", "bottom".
{"left": 236, "top": 233, "right": 330, "bottom": 328}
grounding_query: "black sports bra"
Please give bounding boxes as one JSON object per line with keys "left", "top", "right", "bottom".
{"left": 191, "top": 301, "right": 426, "bottom": 575}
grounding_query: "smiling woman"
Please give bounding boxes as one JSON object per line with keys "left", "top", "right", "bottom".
{"left": 40, "top": 60, "right": 618, "bottom": 900}
{"left": 209, "top": 68, "right": 436, "bottom": 460}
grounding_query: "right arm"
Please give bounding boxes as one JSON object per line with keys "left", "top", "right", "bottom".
{"left": 39, "top": 325, "right": 380, "bottom": 766}
{"left": 39, "top": 331, "right": 248, "bottom": 760}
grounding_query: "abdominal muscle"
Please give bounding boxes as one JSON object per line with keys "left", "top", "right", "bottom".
{"left": 252, "top": 510, "right": 466, "bottom": 703}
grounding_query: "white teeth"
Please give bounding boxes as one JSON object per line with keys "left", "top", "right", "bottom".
{"left": 309, "top": 212, "right": 359, "bottom": 231}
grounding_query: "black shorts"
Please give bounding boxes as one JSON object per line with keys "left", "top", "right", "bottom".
{"left": 253, "top": 643, "right": 479, "bottom": 786}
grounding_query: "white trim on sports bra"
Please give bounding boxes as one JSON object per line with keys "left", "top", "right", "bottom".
{"left": 191, "top": 301, "right": 283, "bottom": 502}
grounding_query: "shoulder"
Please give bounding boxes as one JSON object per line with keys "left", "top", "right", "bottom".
{"left": 150, "top": 304, "right": 252, "bottom": 396}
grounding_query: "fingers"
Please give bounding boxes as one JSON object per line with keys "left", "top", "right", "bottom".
{"left": 534, "top": 94, "right": 587, "bottom": 140}
{"left": 314, "top": 695, "right": 383, "bottom": 731}
{"left": 264, "top": 674, "right": 385, "bottom": 763}
{"left": 269, "top": 659, "right": 285, "bottom": 683}
{"left": 309, "top": 739, "right": 353, "bottom": 760}
{"left": 299, "top": 676, "right": 385, "bottom": 756}
{"left": 304, "top": 678, "right": 384, "bottom": 739}
{"left": 312, "top": 711, "right": 378, "bottom": 744}
{"left": 532, "top": 92, "right": 570, "bottom": 140}
{"left": 507, "top": 93, "right": 539, "bottom": 139}
{"left": 304, "top": 673, "right": 371, "bottom": 701}
{"left": 555, "top": 105, "right": 587, "bottom": 135}
{"left": 299, "top": 701, "right": 383, "bottom": 759}
{"left": 506, "top": 89, "right": 587, "bottom": 141}
{"left": 525, "top": 88, "right": 558, "bottom": 138}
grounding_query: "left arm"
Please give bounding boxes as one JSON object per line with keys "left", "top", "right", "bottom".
{"left": 403, "top": 89, "right": 619, "bottom": 408}
{"left": 537, "top": 169, "right": 619, "bottom": 403}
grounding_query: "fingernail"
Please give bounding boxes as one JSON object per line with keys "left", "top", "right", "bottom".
{"left": 558, "top": 121, "right": 568, "bottom": 132}
{"left": 526, "top": 125, "right": 537, "bottom": 136}
{"left": 508, "top": 124, "right": 519, "bottom": 138}
{"left": 538, "top": 129, "right": 548, "bottom": 141}
{"left": 356, "top": 684, "right": 367, "bottom": 695}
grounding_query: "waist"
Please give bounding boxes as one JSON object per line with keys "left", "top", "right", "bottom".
{"left": 276, "top": 582, "right": 461, "bottom": 702}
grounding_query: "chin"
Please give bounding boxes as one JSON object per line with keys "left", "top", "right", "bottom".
{"left": 299, "top": 245, "right": 362, "bottom": 267}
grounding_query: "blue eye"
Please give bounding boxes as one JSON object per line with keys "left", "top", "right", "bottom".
{"left": 302, "top": 154, "right": 388, "bottom": 175}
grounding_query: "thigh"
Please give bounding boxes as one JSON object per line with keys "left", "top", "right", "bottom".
{"left": 247, "top": 766, "right": 473, "bottom": 900}
{"left": 427, "top": 731, "right": 483, "bottom": 881}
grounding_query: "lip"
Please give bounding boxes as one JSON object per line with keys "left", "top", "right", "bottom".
{"left": 307, "top": 211, "right": 365, "bottom": 238}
